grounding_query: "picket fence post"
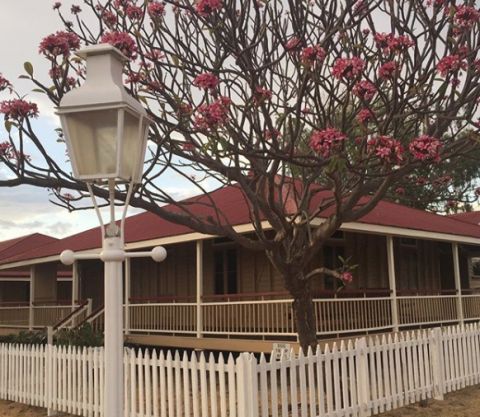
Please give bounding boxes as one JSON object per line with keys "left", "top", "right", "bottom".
{"left": 355, "top": 337, "right": 370, "bottom": 417}
{"left": 429, "top": 327, "right": 445, "bottom": 400}
{"left": 236, "top": 353, "right": 258, "bottom": 417}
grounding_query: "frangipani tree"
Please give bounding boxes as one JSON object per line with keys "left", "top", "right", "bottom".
{"left": 2, "top": 0, "right": 480, "bottom": 349}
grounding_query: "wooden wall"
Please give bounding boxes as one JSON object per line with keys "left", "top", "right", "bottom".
{"left": 77, "top": 232, "right": 458, "bottom": 303}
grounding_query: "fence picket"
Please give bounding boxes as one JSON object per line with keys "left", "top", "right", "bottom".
{"left": 1, "top": 324, "right": 480, "bottom": 417}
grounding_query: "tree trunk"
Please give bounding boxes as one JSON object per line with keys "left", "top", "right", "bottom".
{"left": 291, "top": 278, "right": 317, "bottom": 353}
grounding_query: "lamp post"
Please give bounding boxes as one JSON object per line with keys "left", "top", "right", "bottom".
{"left": 57, "top": 44, "right": 166, "bottom": 417}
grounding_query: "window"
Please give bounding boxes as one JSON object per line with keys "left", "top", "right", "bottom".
{"left": 470, "top": 257, "right": 480, "bottom": 280}
{"left": 214, "top": 248, "right": 238, "bottom": 294}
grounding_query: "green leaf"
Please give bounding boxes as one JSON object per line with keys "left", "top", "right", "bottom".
{"left": 24, "top": 61, "right": 34, "bottom": 77}
{"left": 31, "top": 88, "right": 45, "bottom": 94}
{"left": 4, "top": 120, "right": 13, "bottom": 133}
{"left": 18, "top": 75, "right": 30, "bottom": 80}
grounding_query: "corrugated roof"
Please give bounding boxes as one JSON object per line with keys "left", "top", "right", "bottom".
{"left": 0, "top": 233, "right": 58, "bottom": 262}
{"left": 2, "top": 185, "right": 480, "bottom": 266}
{"left": 447, "top": 211, "right": 480, "bottom": 226}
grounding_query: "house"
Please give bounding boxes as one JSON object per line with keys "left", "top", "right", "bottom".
{"left": 1, "top": 185, "right": 480, "bottom": 352}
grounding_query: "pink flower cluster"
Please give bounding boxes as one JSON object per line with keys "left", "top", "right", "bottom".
{"left": 378, "top": 61, "right": 397, "bottom": 80}
{"left": 101, "top": 31, "right": 137, "bottom": 59}
{"left": 193, "top": 72, "right": 219, "bottom": 90}
{"left": 408, "top": 135, "right": 441, "bottom": 162}
{"left": 436, "top": 54, "right": 467, "bottom": 77}
{"left": 309, "top": 128, "right": 347, "bottom": 158}
{"left": 357, "top": 108, "right": 374, "bottom": 125}
{"left": 285, "top": 37, "right": 302, "bottom": 52}
{"left": 254, "top": 86, "right": 272, "bottom": 105}
{"left": 126, "top": 4, "right": 143, "bottom": 20}
{"left": 0, "top": 142, "right": 30, "bottom": 162}
{"left": 264, "top": 129, "right": 281, "bottom": 140}
{"left": 332, "top": 57, "right": 365, "bottom": 80}
{"left": 373, "top": 32, "right": 414, "bottom": 54}
{"left": 0, "top": 99, "right": 39, "bottom": 120}
{"left": 39, "top": 31, "right": 80, "bottom": 58}
{"left": 0, "top": 74, "right": 10, "bottom": 92}
{"left": 341, "top": 272, "right": 353, "bottom": 284}
{"left": 352, "top": 80, "right": 377, "bottom": 101}
{"left": 300, "top": 45, "right": 326, "bottom": 68}
{"left": 367, "top": 135, "right": 404, "bottom": 164}
{"left": 195, "top": 0, "right": 222, "bottom": 17}
{"left": 194, "top": 96, "right": 231, "bottom": 130}
{"left": 102, "top": 10, "right": 117, "bottom": 27}
{"left": 148, "top": 2, "right": 166, "bottom": 19}
{"left": 454, "top": 6, "right": 480, "bottom": 29}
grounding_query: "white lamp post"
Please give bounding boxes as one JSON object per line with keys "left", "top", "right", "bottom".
{"left": 57, "top": 44, "right": 166, "bottom": 417}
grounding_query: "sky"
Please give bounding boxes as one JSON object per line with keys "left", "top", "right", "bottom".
{"left": 0, "top": 0, "right": 200, "bottom": 242}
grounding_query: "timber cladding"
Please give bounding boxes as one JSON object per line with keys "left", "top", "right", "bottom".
{"left": 79, "top": 232, "right": 453, "bottom": 305}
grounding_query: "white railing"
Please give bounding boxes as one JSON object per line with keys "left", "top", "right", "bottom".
{"left": 0, "top": 306, "right": 29, "bottom": 327}
{"left": 129, "top": 303, "right": 197, "bottom": 334}
{"left": 462, "top": 294, "right": 480, "bottom": 321}
{"left": 32, "top": 305, "right": 78, "bottom": 328}
{"left": 1, "top": 323, "right": 480, "bottom": 416}
{"left": 202, "top": 299, "right": 296, "bottom": 336}
{"left": 397, "top": 295, "right": 458, "bottom": 326}
{"left": 314, "top": 296, "right": 392, "bottom": 334}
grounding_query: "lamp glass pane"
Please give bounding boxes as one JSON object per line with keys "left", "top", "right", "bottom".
{"left": 64, "top": 109, "right": 118, "bottom": 178}
{"left": 120, "top": 111, "right": 142, "bottom": 180}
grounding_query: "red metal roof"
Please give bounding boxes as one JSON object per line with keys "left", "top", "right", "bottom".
{"left": 0, "top": 233, "right": 58, "bottom": 262}
{"left": 447, "top": 211, "right": 480, "bottom": 226}
{"left": 1, "top": 186, "right": 480, "bottom": 266}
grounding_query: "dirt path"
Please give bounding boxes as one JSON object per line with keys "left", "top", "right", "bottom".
{"left": 0, "top": 385, "right": 480, "bottom": 416}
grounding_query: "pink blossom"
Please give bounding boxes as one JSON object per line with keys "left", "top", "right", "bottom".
{"left": 367, "top": 135, "right": 404, "bottom": 164}
{"left": 195, "top": 0, "right": 222, "bottom": 17}
{"left": 300, "top": 45, "right": 326, "bottom": 68}
{"left": 0, "top": 74, "right": 11, "bottom": 92}
{"left": 341, "top": 272, "right": 353, "bottom": 284}
{"left": 70, "top": 4, "right": 81, "bottom": 14}
{"left": 395, "top": 187, "right": 405, "bottom": 195}
{"left": 374, "top": 33, "right": 414, "bottom": 54}
{"left": 454, "top": 6, "right": 480, "bottom": 29}
{"left": 437, "top": 54, "right": 467, "bottom": 77}
{"left": 126, "top": 5, "right": 143, "bottom": 20}
{"left": 194, "top": 96, "right": 231, "bottom": 130}
{"left": 409, "top": 135, "right": 442, "bottom": 162}
{"left": 102, "top": 10, "right": 117, "bottom": 27}
{"left": 39, "top": 31, "right": 80, "bottom": 58}
{"left": 352, "top": 80, "right": 376, "bottom": 101}
{"left": 264, "top": 129, "right": 281, "bottom": 140}
{"left": 101, "top": 31, "right": 137, "bottom": 59}
{"left": 62, "top": 193, "right": 75, "bottom": 201}
{"left": 309, "top": 128, "right": 347, "bottom": 158}
{"left": 0, "top": 99, "right": 39, "bottom": 119}
{"left": 389, "top": 35, "right": 415, "bottom": 53}
{"left": 332, "top": 57, "right": 365, "bottom": 80}
{"left": 148, "top": 2, "right": 166, "bottom": 19}
{"left": 177, "top": 102, "right": 193, "bottom": 116}
{"left": 254, "top": 86, "right": 272, "bottom": 105}
{"left": 285, "top": 37, "right": 302, "bottom": 52}
{"left": 378, "top": 61, "right": 397, "bottom": 79}
{"left": 182, "top": 142, "right": 196, "bottom": 151}
{"left": 475, "top": 187, "right": 480, "bottom": 197}
{"left": 357, "top": 108, "right": 374, "bottom": 125}
{"left": 193, "top": 72, "right": 219, "bottom": 90}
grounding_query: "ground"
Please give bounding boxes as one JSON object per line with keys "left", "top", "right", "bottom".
{"left": 0, "top": 385, "right": 480, "bottom": 416}
{"left": 379, "top": 385, "right": 480, "bottom": 416}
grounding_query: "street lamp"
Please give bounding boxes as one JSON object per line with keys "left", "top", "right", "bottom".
{"left": 57, "top": 44, "right": 166, "bottom": 417}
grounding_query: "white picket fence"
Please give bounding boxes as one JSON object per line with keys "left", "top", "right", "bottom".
{"left": 0, "top": 323, "right": 480, "bottom": 416}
